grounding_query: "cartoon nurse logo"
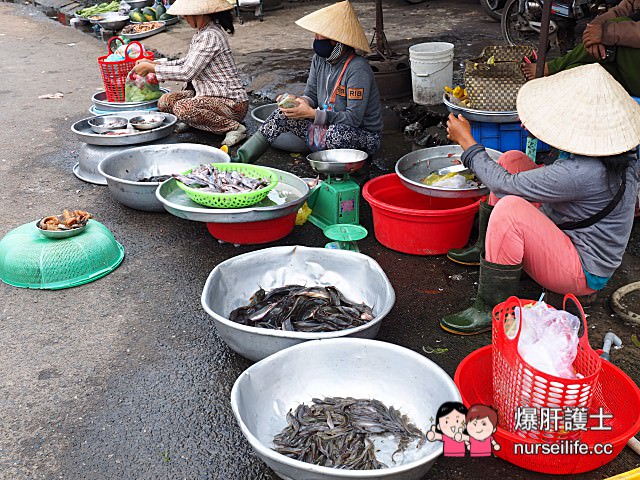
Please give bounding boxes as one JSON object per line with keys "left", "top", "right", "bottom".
{"left": 426, "top": 402, "right": 468, "bottom": 457}
{"left": 459, "top": 404, "right": 501, "bottom": 457}
{"left": 427, "top": 402, "right": 501, "bottom": 457}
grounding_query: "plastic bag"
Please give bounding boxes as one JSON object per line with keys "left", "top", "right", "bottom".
{"left": 125, "top": 69, "right": 162, "bottom": 102}
{"left": 516, "top": 301, "right": 581, "bottom": 379}
{"left": 115, "top": 42, "right": 145, "bottom": 59}
{"left": 277, "top": 93, "right": 298, "bottom": 109}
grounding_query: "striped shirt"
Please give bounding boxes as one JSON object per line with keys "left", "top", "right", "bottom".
{"left": 155, "top": 22, "right": 248, "bottom": 102}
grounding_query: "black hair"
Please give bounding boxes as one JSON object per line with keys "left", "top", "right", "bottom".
{"left": 600, "top": 151, "right": 636, "bottom": 195}
{"left": 434, "top": 402, "right": 468, "bottom": 434}
{"left": 211, "top": 10, "right": 234, "bottom": 34}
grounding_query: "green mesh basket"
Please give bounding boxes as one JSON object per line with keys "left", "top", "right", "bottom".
{"left": 0, "top": 220, "right": 125, "bottom": 290}
{"left": 175, "top": 163, "right": 278, "bottom": 209}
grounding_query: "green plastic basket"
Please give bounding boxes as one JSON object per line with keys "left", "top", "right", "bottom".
{"left": 0, "top": 220, "right": 125, "bottom": 290}
{"left": 175, "top": 163, "right": 278, "bottom": 209}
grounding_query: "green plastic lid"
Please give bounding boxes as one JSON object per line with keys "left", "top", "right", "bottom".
{"left": 0, "top": 220, "right": 125, "bottom": 290}
{"left": 323, "top": 224, "right": 368, "bottom": 242}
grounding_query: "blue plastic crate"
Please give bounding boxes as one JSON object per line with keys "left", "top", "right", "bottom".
{"left": 470, "top": 121, "right": 551, "bottom": 153}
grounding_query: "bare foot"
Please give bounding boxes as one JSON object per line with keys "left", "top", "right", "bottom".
{"left": 522, "top": 62, "right": 549, "bottom": 80}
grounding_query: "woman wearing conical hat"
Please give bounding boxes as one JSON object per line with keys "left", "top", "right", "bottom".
{"left": 233, "top": 0, "right": 383, "bottom": 164}
{"left": 131, "top": 0, "right": 249, "bottom": 146}
{"left": 441, "top": 64, "right": 640, "bottom": 335}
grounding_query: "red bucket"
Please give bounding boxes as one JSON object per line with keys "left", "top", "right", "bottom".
{"left": 206, "top": 213, "right": 296, "bottom": 245}
{"left": 455, "top": 346, "right": 640, "bottom": 474}
{"left": 362, "top": 174, "right": 481, "bottom": 255}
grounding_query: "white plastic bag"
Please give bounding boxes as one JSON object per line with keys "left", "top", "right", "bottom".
{"left": 516, "top": 301, "right": 581, "bottom": 379}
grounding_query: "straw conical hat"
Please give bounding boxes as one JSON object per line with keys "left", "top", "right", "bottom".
{"left": 295, "top": 1, "right": 371, "bottom": 53}
{"left": 167, "top": 0, "right": 233, "bottom": 16}
{"left": 517, "top": 64, "right": 640, "bottom": 156}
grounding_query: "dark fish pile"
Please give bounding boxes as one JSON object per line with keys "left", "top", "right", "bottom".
{"left": 229, "top": 285, "right": 374, "bottom": 332}
{"left": 273, "top": 397, "right": 426, "bottom": 470}
{"left": 137, "top": 174, "right": 171, "bottom": 182}
{"left": 173, "top": 164, "right": 270, "bottom": 193}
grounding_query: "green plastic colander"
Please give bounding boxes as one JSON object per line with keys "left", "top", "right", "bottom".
{"left": 175, "top": 163, "right": 278, "bottom": 209}
{"left": 0, "top": 220, "right": 125, "bottom": 290}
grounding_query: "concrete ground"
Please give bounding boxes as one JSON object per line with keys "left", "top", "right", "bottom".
{"left": 0, "top": 1, "right": 639, "bottom": 479}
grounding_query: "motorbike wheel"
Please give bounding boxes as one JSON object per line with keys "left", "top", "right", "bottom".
{"left": 501, "top": 0, "right": 540, "bottom": 48}
{"left": 479, "top": 0, "right": 505, "bottom": 22}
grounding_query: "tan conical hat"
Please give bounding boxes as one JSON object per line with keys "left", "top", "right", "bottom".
{"left": 517, "top": 64, "right": 640, "bottom": 156}
{"left": 167, "top": 0, "right": 233, "bottom": 16}
{"left": 295, "top": 1, "right": 371, "bottom": 53}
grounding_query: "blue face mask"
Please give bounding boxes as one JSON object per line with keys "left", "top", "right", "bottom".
{"left": 313, "top": 39, "right": 334, "bottom": 58}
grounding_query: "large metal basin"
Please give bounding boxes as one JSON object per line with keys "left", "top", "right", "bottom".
{"left": 395, "top": 145, "right": 502, "bottom": 198}
{"left": 73, "top": 135, "right": 180, "bottom": 185}
{"left": 201, "top": 246, "right": 395, "bottom": 361}
{"left": 251, "top": 104, "right": 309, "bottom": 153}
{"left": 71, "top": 111, "right": 177, "bottom": 147}
{"left": 98, "top": 143, "right": 228, "bottom": 212}
{"left": 231, "top": 338, "right": 461, "bottom": 479}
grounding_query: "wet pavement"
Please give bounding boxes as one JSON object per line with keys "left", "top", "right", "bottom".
{"left": 1, "top": 1, "right": 639, "bottom": 479}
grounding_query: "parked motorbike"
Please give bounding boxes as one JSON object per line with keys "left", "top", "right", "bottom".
{"left": 480, "top": 0, "right": 507, "bottom": 21}
{"left": 501, "top": 0, "right": 619, "bottom": 53}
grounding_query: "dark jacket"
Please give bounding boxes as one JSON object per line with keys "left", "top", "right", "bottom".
{"left": 592, "top": 0, "right": 640, "bottom": 47}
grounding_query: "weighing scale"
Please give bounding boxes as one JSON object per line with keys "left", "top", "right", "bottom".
{"left": 306, "top": 149, "right": 368, "bottom": 230}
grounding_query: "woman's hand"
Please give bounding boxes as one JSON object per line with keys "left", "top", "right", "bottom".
{"left": 132, "top": 60, "right": 156, "bottom": 76}
{"left": 281, "top": 98, "right": 315, "bottom": 120}
{"left": 587, "top": 43, "right": 606, "bottom": 60}
{"left": 583, "top": 23, "right": 603, "bottom": 48}
{"left": 446, "top": 113, "right": 477, "bottom": 150}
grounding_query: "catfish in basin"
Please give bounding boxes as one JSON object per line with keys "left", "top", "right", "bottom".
{"left": 273, "top": 396, "right": 426, "bottom": 470}
{"left": 229, "top": 285, "right": 375, "bottom": 332}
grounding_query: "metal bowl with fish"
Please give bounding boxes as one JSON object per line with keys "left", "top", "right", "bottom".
{"left": 129, "top": 113, "right": 166, "bottom": 131}
{"left": 231, "top": 338, "right": 461, "bottom": 480}
{"left": 98, "top": 143, "right": 229, "bottom": 212}
{"left": 201, "top": 245, "right": 395, "bottom": 361}
{"left": 395, "top": 145, "right": 503, "bottom": 198}
{"left": 88, "top": 115, "right": 129, "bottom": 134}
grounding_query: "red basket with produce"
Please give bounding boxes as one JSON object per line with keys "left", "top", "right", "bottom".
{"left": 97, "top": 36, "right": 154, "bottom": 103}
{"left": 491, "top": 295, "right": 602, "bottom": 443}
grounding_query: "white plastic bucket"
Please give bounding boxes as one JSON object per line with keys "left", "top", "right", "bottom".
{"left": 409, "top": 42, "right": 454, "bottom": 105}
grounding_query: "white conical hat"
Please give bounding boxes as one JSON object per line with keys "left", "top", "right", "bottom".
{"left": 167, "top": 0, "right": 233, "bottom": 16}
{"left": 295, "top": 1, "right": 371, "bottom": 53}
{"left": 517, "top": 64, "right": 640, "bottom": 156}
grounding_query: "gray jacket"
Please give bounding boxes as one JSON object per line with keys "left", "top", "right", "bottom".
{"left": 462, "top": 145, "right": 639, "bottom": 278}
{"left": 302, "top": 53, "right": 383, "bottom": 132}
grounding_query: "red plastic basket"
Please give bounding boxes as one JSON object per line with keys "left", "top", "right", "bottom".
{"left": 97, "top": 36, "right": 154, "bottom": 103}
{"left": 492, "top": 295, "right": 602, "bottom": 442}
{"left": 455, "top": 345, "right": 640, "bottom": 474}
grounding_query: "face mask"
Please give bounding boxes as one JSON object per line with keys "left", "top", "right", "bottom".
{"left": 313, "top": 39, "right": 334, "bottom": 58}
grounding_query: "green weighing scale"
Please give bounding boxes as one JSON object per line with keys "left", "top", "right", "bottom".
{"left": 305, "top": 149, "right": 369, "bottom": 250}
{"left": 306, "top": 149, "right": 368, "bottom": 229}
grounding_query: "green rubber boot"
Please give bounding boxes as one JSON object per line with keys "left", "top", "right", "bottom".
{"left": 233, "top": 132, "right": 269, "bottom": 164}
{"left": 440, "top": 258, "right": 522, "bottom": 335}
{"left": 447, "top": 200, "right": 493, "bottom": 266}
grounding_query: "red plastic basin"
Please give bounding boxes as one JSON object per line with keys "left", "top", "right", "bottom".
{"left": 206, "top": 213, "right": 296, "bottom": 245}
{"left": 362, "top": 174, "right": 481, "bottom": 255}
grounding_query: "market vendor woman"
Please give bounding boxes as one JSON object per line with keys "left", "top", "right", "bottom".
{"left": 132, "top": 0, "right": 249, "bottom": 146}
{"left": 234, "top": 0, "right": 383, "bottom": 164}
{"left": 441, "top": 64, "right": 640, "bottom": 335}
